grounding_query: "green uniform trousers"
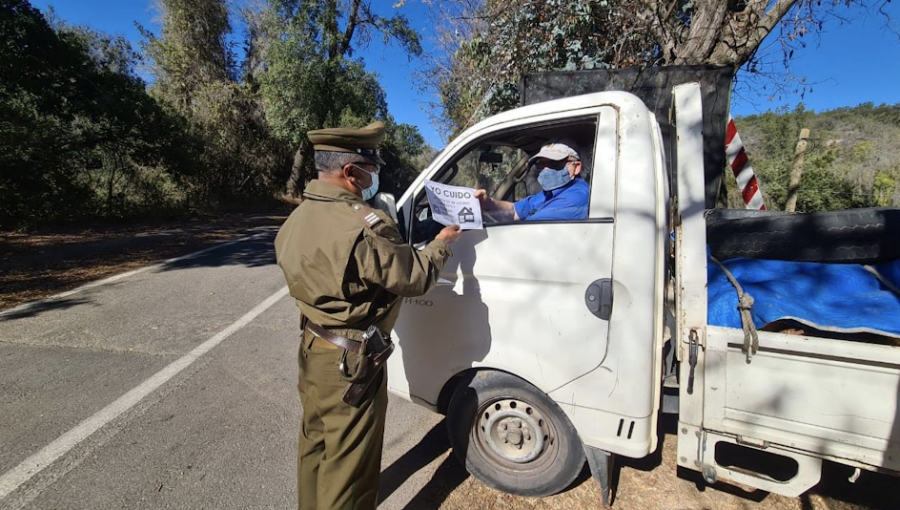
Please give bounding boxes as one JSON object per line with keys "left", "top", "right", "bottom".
{"left": 297, "top": 331, "right": 388, "bottom": 510}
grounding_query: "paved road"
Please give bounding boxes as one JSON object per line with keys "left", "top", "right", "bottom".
{"left": 0, "top": 229, "right": 457, "bottom": 510}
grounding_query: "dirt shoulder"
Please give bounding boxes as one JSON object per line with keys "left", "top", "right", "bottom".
{"left": 436, "top": 417, "right": 896, "bottom": 510}
{"left": 0, "top": 213, "right": 286, "bottom": 311}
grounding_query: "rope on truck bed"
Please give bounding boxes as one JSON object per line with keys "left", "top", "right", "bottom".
{"left": 710, "top": 256, "right": 759, "bottom": 363}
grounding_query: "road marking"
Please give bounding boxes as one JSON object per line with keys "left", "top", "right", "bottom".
{"left": 0, "top": 285, "right": 290, "bottom": 501}
{"left": 0, "top": 230, "right": 274, "bottom": 319}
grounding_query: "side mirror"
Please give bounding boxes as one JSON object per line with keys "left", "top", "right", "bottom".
{"left": 372, "top": 192, "right": 398, "bottom": 223}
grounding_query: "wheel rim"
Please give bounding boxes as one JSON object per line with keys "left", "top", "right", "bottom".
{"left": 474, "top": 398, "right": 556, "bottom": 466}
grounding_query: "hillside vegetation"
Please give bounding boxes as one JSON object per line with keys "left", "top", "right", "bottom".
{"left": 731, "top": 102, "right": 900, "bottom": 212}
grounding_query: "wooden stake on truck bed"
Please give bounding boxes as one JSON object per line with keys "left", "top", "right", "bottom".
{"left": 785, "top": 128, "right": 811, "bottom": 212}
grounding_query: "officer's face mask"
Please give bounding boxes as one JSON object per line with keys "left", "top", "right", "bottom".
{"left": 350, "top": 163, "right": 380, "bottom": 201}
{"left": 536, "top": 159, "right": 574, "bottom": 191}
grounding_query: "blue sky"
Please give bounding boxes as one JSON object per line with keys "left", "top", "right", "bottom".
{"left": 31, "top": 0, "right": 900, "bottom": 148}
{"left": 730, "top": 4, "right": 900, "bottom": 118}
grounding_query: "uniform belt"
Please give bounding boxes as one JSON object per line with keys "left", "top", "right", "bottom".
{"left": 306, "top": 321, "right": 363, "bottom": 353}
{"left": 310, "top": 336, "right": 339, "bottom": 350}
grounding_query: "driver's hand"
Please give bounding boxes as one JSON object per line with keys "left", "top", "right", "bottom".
{"left": 474, "top": 189, "right": 492, "bottom": 211}
{"left": 435, "top": 224, "right": 463, "bottom": 243}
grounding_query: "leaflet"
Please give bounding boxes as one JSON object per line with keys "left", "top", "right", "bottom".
{"left": 423, "top": 180, "right": 483, "bottom": 230}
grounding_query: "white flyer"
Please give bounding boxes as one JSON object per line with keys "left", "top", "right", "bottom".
{"left": 423, "top": 180, "right": 483, "bottom": 230}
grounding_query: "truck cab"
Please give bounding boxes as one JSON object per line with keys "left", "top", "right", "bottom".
{"left": 375, "top": 79, "right": 900, "bottom": 502}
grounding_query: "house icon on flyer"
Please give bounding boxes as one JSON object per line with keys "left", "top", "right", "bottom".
{"left": 458, "top": 207, "right": 475, "bottom": 223}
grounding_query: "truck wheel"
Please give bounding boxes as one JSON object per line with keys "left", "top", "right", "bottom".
{"left": 706, "top": 207, "right": 900, "bottom": 264}
{"left": 446, "top": 371, "right": 585, "bottom": 497}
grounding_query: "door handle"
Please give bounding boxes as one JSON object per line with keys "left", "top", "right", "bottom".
{"left": 585, "top": 279, "right": 614, "bottom": 320}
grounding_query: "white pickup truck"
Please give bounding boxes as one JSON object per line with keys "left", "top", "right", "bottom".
{"left": 373, "top": 79, "right": 900, "bottom": 504}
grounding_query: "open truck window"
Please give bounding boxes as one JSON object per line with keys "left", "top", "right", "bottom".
{"left": 411, "top": 119, "right": 598, "bottom": 244}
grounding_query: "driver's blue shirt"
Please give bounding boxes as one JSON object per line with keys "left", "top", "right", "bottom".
{"left": 514, "top": 178, "right": 589, "bottom": 221}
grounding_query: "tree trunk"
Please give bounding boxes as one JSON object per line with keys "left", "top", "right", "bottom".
{"left": 706, "top": 0, "right": 800, "bottom": 67}
{"left": 784, "top": 128, "right": 810, "bottom": 212}
{"left": 106, "top": 150, "right": 122, "bottom": 214}
{"left": 284, "top": 144, "right": 310, "bottom": 203}
{"left": 674, "top": 1, "right": 729, "bottom": 64}
{"left": 658, "top": 0, "right": 802, "bottom": 67}
{"left": 106, "top": 161, "right": 117, "bottom": 213}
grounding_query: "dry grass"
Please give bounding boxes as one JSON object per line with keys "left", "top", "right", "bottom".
{"left": 0, "top": 213, "right": 286, "bottom": 310}
{"left": 435, "top": 421, "right": 897, "bottom": 510}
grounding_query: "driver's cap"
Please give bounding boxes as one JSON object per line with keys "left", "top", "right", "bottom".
{"left": 527, "top": 140, "right": 580, "bottom": 164}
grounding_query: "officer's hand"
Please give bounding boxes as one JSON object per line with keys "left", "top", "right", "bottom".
{"left": 436, "top": 224, "right": 463, "bottom": 243}
{"left": 474, "top": 189, "right": 492, "bottom": 211}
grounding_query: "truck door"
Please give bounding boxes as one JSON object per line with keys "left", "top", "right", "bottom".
{"left": 389, "top": 110, "right": 619, "bottom": 406}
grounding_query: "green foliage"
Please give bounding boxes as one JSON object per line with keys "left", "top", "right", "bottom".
{"left": 141, "top": 0, "right": 291, "bottom": 207}
{"left": 873, "top": 170, "right": 899, "bottom": 207}
{"left": 439, "top": 0, "right": 652, "bottom": 133}
{"left": 261, "top": 28, "right": 388, "bottom": 146}
{"left": 0, "top": 0, "right": 437, "bottom": 228}
{"left": 333, "top": 110, "right": 424, "bottom": 197}
{"left": 0, "top": 0, "right": 198, "bottom": 229}
{"left": 378, "top": 122, "right": 426, "bottom": 196}
{"left": 183, "top": 81, "right": 292, "bottom": 205}
{"left": 733, "top": 102, "right": 900, "bottom": 212}
{"left": 258, "top": 0, "right": 425, "bottom": 196}
{"left": 138, "top": 0, "right": 236, "bottom": 110}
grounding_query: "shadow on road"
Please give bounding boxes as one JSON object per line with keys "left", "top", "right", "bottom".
{"left": 0, "top": 295, "right": 94, "bottom": 322}
{"left": 160, "top": 230, "right": 278, "bottom": 271}
{"left": 399, "top": 455, "right": 470, "bottom": 510}
{"left": 0, "top": 232, "right": 276, "bottom": 321}
{"left": 379, "top": 418, "right": 469, "bottom": 509}
{"left": 1, "top": 223, "right": 282, "bottom": 313}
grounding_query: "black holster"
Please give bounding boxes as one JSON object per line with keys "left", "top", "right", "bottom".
{"left": 340, "top": 325, "right": 394, "bottom": 408}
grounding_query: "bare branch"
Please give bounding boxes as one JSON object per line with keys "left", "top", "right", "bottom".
{"left": 639, "top": 0, "right": 679, "bottom": 63}
{"left": 878, "top": 0, "right": 900, "bottom": 37}
{"left": 758, "top": 0, "right": 803, "bottom": 34}
{"left": 338, "top": 0, "right": 364, "bottom": 58}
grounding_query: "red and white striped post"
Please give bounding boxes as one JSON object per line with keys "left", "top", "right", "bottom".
{"left": 725, "top": 116, "right": 766, "bottom": 210}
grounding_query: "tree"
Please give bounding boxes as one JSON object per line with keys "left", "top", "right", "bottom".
{"left": 257, "top": 0, "right": 423, "bottom": 200}
{"left": 426, "top": 0, "right": 652, "bottom": 134}
{"left": 336, "top": 109, "right": 427, "bottom": 195}
{"left": 0, "top": 0, "right": 198, "bottom": 228}
{"left": 426, "top": 0, "right": 896, "bottom": 135}
{"left": 140, "top": 0, "right": 291, "bottom": 206}
{"left": 139, "top": 0, "right": 235, "bottom": 111}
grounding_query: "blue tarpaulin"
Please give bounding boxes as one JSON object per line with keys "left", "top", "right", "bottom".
{"left": 708, "top": 258, "right": 900, "bottom": 338}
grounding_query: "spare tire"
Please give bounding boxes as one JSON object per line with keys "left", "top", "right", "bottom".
{"left": 706, "top": 207, "right": 900, "bottom": 264}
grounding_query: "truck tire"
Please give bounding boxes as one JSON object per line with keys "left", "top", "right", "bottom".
{"left": 706, "top": 207, "right": 900, "bottom": 263}
{"left": 446, "top": 370, "right": 585, "bottom": 497}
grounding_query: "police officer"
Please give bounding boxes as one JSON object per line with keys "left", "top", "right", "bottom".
{"left": 274, "top": 120, "right": 462, "bottom": 510}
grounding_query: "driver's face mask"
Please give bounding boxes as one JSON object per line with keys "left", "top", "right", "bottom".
{"left": 537, "top": 161, "right": 574, "bottom": 191}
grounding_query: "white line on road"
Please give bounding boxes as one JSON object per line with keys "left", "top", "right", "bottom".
{"left": 0, "top": 285, "right": 290, "bottom": 501}
{"left": 0, "top": 229, "right": 275, "bottom": 319}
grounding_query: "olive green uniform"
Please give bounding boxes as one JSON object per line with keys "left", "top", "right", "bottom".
{"left": 275, "top": 179, "right": 452, "bottom": 510}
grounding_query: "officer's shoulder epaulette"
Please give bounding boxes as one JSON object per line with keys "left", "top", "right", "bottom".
{"left": 349, "top": 202, "right": 384, "bottom": 229}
